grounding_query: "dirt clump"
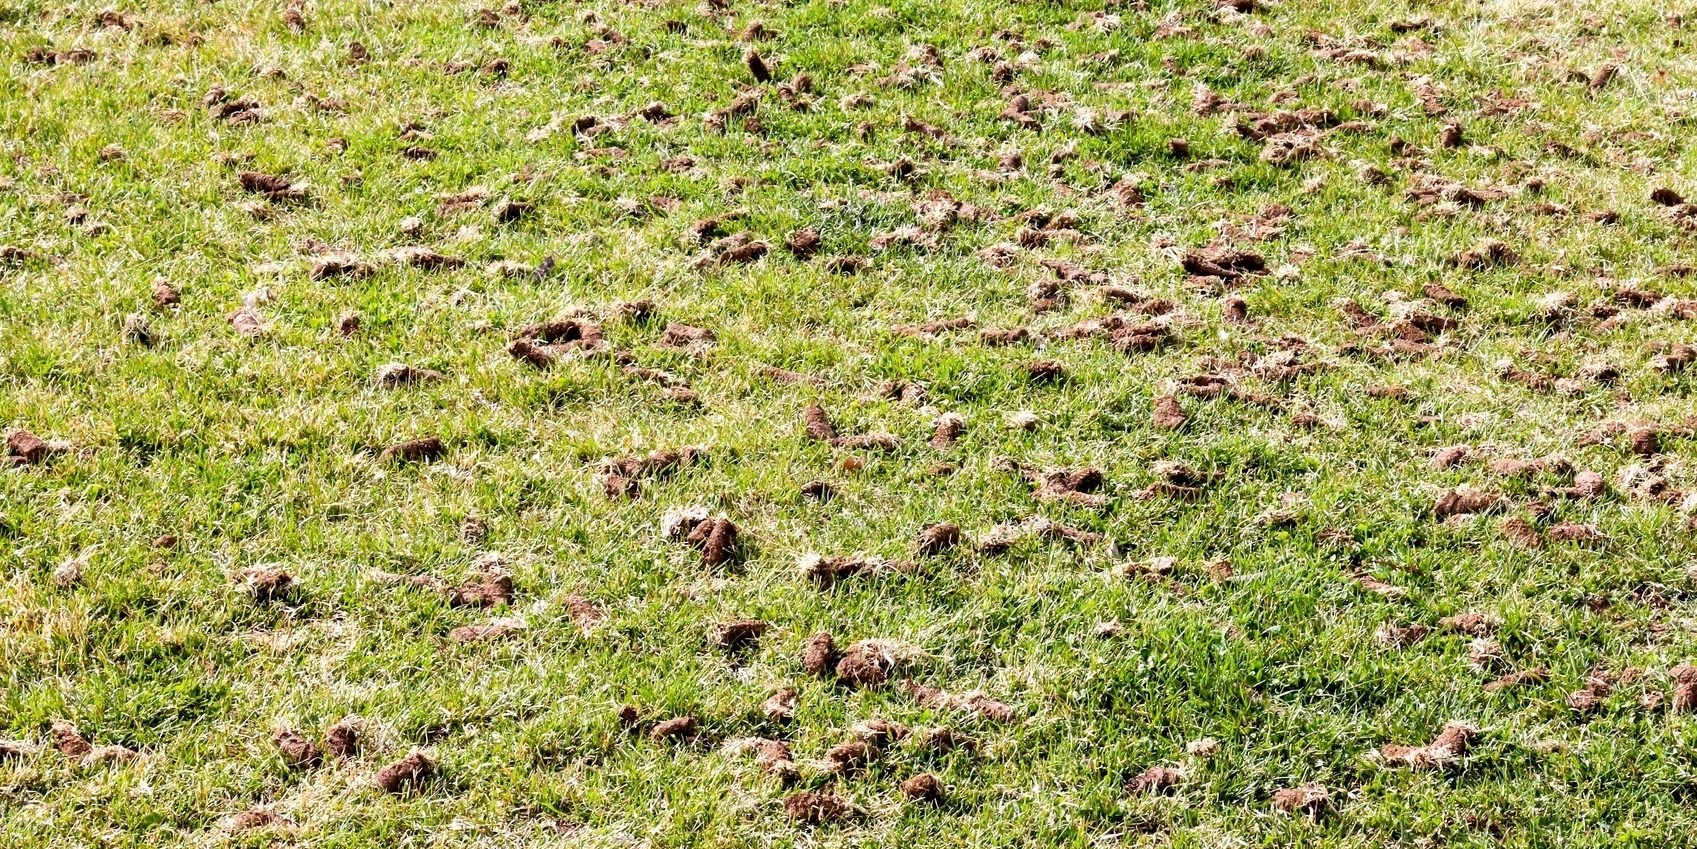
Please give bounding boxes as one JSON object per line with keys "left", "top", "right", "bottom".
{"left": 834, "top": 638, "right": 924, "bottom": 687}
{"left": 375, "top": 751, "right": 433, "bottom": 794}
{"left": 785, "top": 227, "right": 821, "bottom": 258}
{"left": 1498, "top": 517, "right": 1543, "bottom": 548}
{"left": 1434, "top": 488, "right": 1502, "bottom": 518}
{"left": 784, "top": 791, "right": 853, "bottom": 822}
{"left": 930, "top": 412, "right": 965, "bottom": 447}
{"left": 1026, "top": 466, "right": 1107, "bottom": 507}
{"left": 51, "top": 721, "right": 92, "bottom": 759}
{"left": 1375, "top": 622, "right": 1430, "bottom": 647}
{"left": 273, "top": 728, "right": 321, "bottom": 767}
{"left": 1430, "top": 445, "right": 1470, "bottom": 469}
{"left": 445, "top": 571, "right": 513, "bottom": 608}
{"left": 1129, "top": 765, "right": 1183, "bottom": 795}
{"left": 976, "top": 517, "right": 1102, "bottom": 553}
{"left": 822, "top": 739, "right": 880, "bottom": 774}
{"left": 6, "top": 429, "right": 61, "bottom": 465}
{"left": 903, "top": 681, "right": 1014, "bottom": 722}
{"left": 914, "top": 523, "right": 963, "bottom": 556}
{"left": 908, "top": 726, "right": 976, "bottom": 753}
{"left": 325, "top": 720, "right": 360, "bottom": 758}
{"left": 711, "top": 619, "right": 769, "bottom": 652}
{"left": 1024, "top": 360, "right": 1067, "bottom": 383}
{"left": 1152, "top": 395, "right": 1187, "bottom": 430}
{"left": 1671, "top": 665, "right": 1697, "bottom": 713}
{"left": 380, "top": 436, "right": 445, "bottom": 464}
{"left": 1380, "top": 722, "right": 1476, "bottom": 769}
{"left": 1485, "top": 667, "right": 1548, "bottom": 692}
{"left": 802, "top": 631, "right": 836, "bottom": 674}
{"left": 375, "top": 363, "right": 446, "bottom": 387}
{"left": 238, "top": 170, "right": 306, "bottom": 201}
{"left": 750, "top": 738, "right": 797, "bottom": 779}
{"left": 1439, "top": 613, "right": 1496, "bottom": 636}
{"left": 744, "top": 48, "right": 772, "bottom": 82}
{"left": 1272, "top": 784, "right": 1329, "bottom": 816}
{"left": 507, "top": 339, "right": 556, "bottom": 368}
{"left": 1181, "top": 245, "right": 1265, "bottom": 287}
{"left": 650, "top": 716, "right": 698, "bottom": 741}
{"left": 678, "top": 516, "right": 740, "bottom": 567}
{"left": 760, "top": 688, "right": 797, "bottom": 721}
{"left": 1453, "top": 240, "right": 1519, "bottom": 269}
{"left": 219, "top": 808, "right": 285, "bottom": 832}
{"left": 803, "top": 404, "right": 838, "bottom": 441}
{"left": 754, "top": 363, "right": 822, "bottom": 385}
{"left": 449, "top": 618, "right": 525, "bottom": 643}
{"left": 238, "top": 566, "right": 294, "bottom": 602}
{"left": 901, "top": 773, "right": 945, "bottom": 802}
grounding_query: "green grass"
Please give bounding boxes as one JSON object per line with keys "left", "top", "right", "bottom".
{"left": 6, "top": 0, "right": 1697, "bottom": 844}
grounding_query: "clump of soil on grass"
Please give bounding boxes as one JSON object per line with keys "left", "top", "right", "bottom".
{"left": 908, "top": 727, "right": 976, "bottom": 753}
{"left": 662, "top": 508, "right": 741, "bottom": 567}
{"left": 1566, "top": 672, "right": 1614, "bottom": 713}
{"left": 1434, "top": 488, "right": 1503, "bottom": 518}
{"left": 1671, "top": 665, "right": 1697, "bottom": 713}
{"left": 1375, "top": 622, "right": 1430, "bottom": 648}
{"left": 650, "top": 716, "right": 698, "bottom": 742}
{"left": 238, "top": 170, "right": 306, "bottom": 201}
{"left": 1028, "top": 466, "right": 1107, "bottom": 507}
{"left": 902, "top": 681, "right": 1014, "bottom": 722}
{"left": 273, "top": 728, "right": 321, "bottom": 767}
{"left": 785, "top": 227, "right": 821, "bottom": 258}
{"left": 1485, "top": 667, "right": 1549, "bottom": 692}
{"left": 1351, "top": 572, "right": 1404, "bottom": 598}
{"left": 901, "top": 773, "right": 945, "bottom": 802}
{"left": 711, "top": 619, "right": 769, "bottom": 652}
{"left": 1272, "top": 784, "right": 1329, "bottom": 816}
{"left": 1498, "top": 517, "right": 1543, "bottom": 548}
{"left": 325, "top": 719, "right": 360, "bottom": 758}
{"left": 7, "top": 429, "right": 65, "bottom": 465}
{"left": 374, "top": 363, "right": 445, "bottom": 387}
{"left": 449, "top": 618, "right": 525, "bottom": 643}
{"left": 218, "top": 809, "right": 285, "bottom": 832}
{"left": 803, "top": 404, "right": 838, "bottom": 441}
{"left": 784, "top": 791, "right": 853, "bottom": 822}
{"left": 930, "top": 412, "right": 964, "bottom": 447}
{"left": 803, "top": 631, "right": 836, "bottom": 674}
{"left": 1152, "top": 395, "right": 1187, "bottom": 430}
{"left": 821, "top": 739, "right": 880, "bottom": 774}
{"left": 1380, "top": 722, "right": 1476, "bottom": 769}
{"left": 380, "top": 436, "right": 445, "bottom": 464}
{"left": 760, "top": 688, "right": 797, "bottom": 721}
{"left": 1547, "top": 522, "right": 1604, "bottom": 542}
{"left": 1129, "top": 765, "right": 1183, "bottom": 795}
{"left": 976, "top": 517, "right": 1103, "bottom": 553}
{"left": 51, "top": 721, "right": 92, "bottom": 759}
{"left": 1024, "top": 360, "right": 1067, "bottom": 383}
{"left": 1439, "top": 613, "right": 1496, "bottom": 636}
{"left": 0, "top": 739, "right": 39, "bottom": 760}
{"left": 801, "top": 554, "right": 907, "bottom": 587}
{"left": 445, "top": 570, "right": 513, "bottom": 608}
{"left": 834, "top": 639, "right": 925, "bottom": 687}
{"left": 1181, "top": 244, "right": 1265, "bottom": 287}
{"left": 238, "top": 566, "right": 293, "bottom": 602}
{"left": 799, "top": 403, "right": 901, "bottom": 450}
{"left": 914, "top": 523, "right": 962, "bottom": 556}
{"left": 754, "top": 363, "right": 822, "bottom": 385}
{"left": 375, "top": 751, "right": 433, "bottom": 794}
{"left": 561, "top": 593, "right": 603, "bottom": 631}
{"left": 507, "top": 339, "right": 556, "bottom": 368}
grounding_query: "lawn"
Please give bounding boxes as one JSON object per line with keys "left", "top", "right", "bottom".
{"left": 5, "top": 0, "right": 1697, "bottom": 845}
